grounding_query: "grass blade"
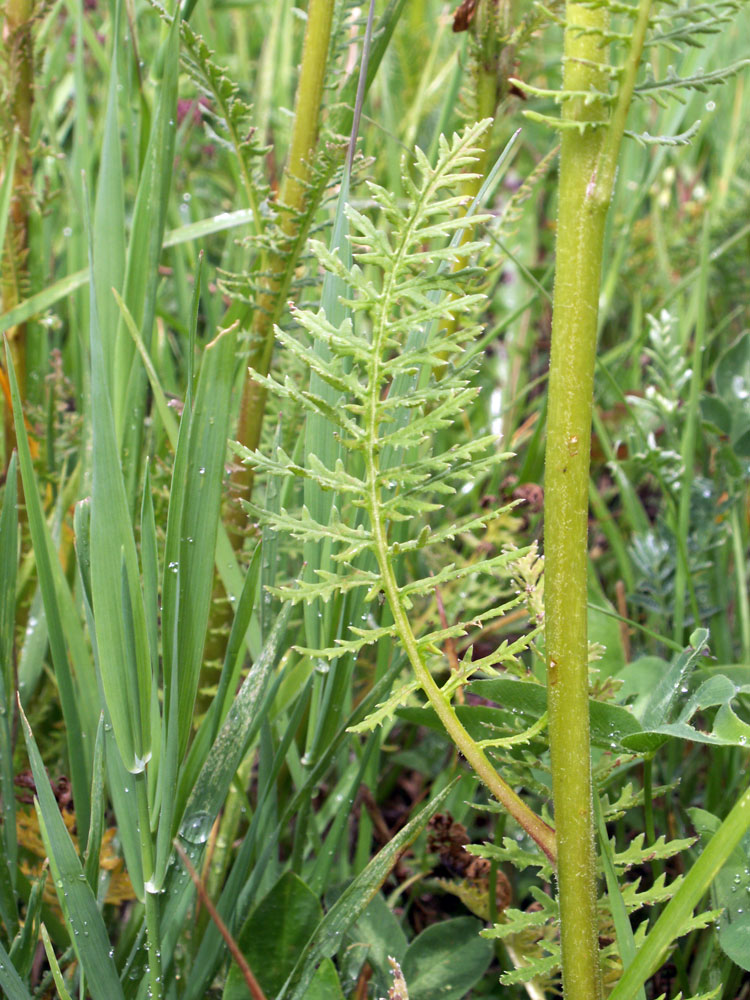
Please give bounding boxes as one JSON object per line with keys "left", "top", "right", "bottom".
{"left": 18, "top": 701, "right": 125, "bottom": 1000}
{"left": 0, "top": 938, "right": 32, "bottom": 1000}
{"left": 0, "top": 451, "right": 18, "bottom": 926}
{"left": 5, "top": 344, "right": 92, "bottom": 842}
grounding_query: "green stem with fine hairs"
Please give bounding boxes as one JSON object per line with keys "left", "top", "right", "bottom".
{"left": 544, "top": 3, "right": 653, "bottom": 999}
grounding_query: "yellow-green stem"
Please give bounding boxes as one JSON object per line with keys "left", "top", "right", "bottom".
{"left": 136, "top": 771, "right": 163, "bottom": 1000}
{"left": 545, "top": 3, "right": 654, "bottom": 996}
{"left": 1, "top": 0, "right": 34, "bottom": 462}
{"left": 368, "top": 456, "right": 557, "bottom": 865}
{"left": 545, "top": 5, "right": 609, "bottom": 1000}
{"left": 232, "top": 0, "right": 336, "bottom": 513}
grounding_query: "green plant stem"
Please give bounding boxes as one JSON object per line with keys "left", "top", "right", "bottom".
{"left": 1, "top": 0, "right": 34, "bottom": 462}
{"left": 232, "top": 0, "right": 336, "bottom": 517}
{"left": 545, "top": 3, "right": 654, "bottom": 998}
{"left": 136, "top": 772, "right": 163, "bottom": 1000}
{"left": 545, "top": 6, "right": 609, "bottom": 1000}
{"left": 368, "top": 461, "right": 557, "bottom": 865}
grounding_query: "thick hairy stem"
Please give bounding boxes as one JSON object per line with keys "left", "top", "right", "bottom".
{"left": 231, "top": 0, "right": 336, "bottom": 524}
{"left": 545, "top": 2, "right": 654, "bottom": 996}
{"left": 545, "top": 5, "right": 609, "bottom": 1000}
{"left": 1, "top": 0, "right": 34, "bottom": 463}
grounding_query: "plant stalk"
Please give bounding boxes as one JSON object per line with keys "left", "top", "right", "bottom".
{"left": 545, "top": 3, "right": 654, "bottom": 998}
{"left": 232, "top": 0, "right": 336, "bottom": 518}
{"left": 544, "top": 5, "right": 609, "bottom": 1000}
{"left": 136, "top": 771, "right": 163, "bottom": 1000}
{"left": 1, "top": 0, "right": 34, "bottom": 464}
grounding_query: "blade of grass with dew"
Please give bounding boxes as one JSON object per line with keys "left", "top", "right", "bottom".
{"left": 180, "top": 657, "right": 406, "bottom": 1000}
{"left": 73, "top": 497, "right": 145, "bottom": 899}
{"left": 175, "top": 603, "right": 291, "bottom": 856}
{"left": 5, "top": 343, "right": 93, "bottom": 843}
{"left": 86, "top": 199, "right": 152, "bottom": 778}
{"left": 18, "top": 701, "right": 125, "bottom": 1000}
{"left": 608, "top": 781, "right": 750, "bottom": 1000}
{"left": 278, "top": 777, "right": 459, "bottom": 1000}
{"left": 0, "top": 939, "right": 32, "bottom": 1000}
{"left": 153, "top": 324, "right": 239, "bottom": 882}
{"left": 0, "top": 451, "right": 18, "bottom": 934}
{"left": 113, "top": 8, "right": 180, "bottom": 501}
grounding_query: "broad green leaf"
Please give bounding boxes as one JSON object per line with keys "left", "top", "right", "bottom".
{"left": 278, "top": 778, "right": 459, "bottom": 1000}
{"left": 690, "top": 807, "right": 750, "bottom": 970}
{"left": 305, "top": 959, "right": 345, "bottom": 999}
{"left": 336, "top": 891, "right": 407, "bottom": 993}
{"left": 224, "top": 872, "right": 322, "bottom": 1000}
{"left": 402, "top": 917, "right": 494, "bottom": 1000}
{"left": 19, "top": 704, "right": 124, "bottom": 1000}
{"left": 639, "top": 628, "right": 710, "bottom": 729}
{"left": 404, "top": 678, "right": 643, "bottom": 750}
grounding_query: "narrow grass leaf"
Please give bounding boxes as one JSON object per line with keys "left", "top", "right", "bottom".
{"left": 115, "top": 8, "right": 181, "bottom": 495}
{"left": 0, "top": 938, "right": 32, "bottom": 1000}
{"left": 40, "top": 924, "right": 74, "bottom": 1000}
{"left": 83, "top": 716, "right": 106, "bottom": 892}
{"left": 112, "top": 288, "right": 179, "bottom": 446}
{"left": 5, "top": 344, "right": 92, "bottom": 842}
{"left": 0, "top": 451, "right": 18, "bottom": 916}
{"left": 8, "top": 866, "right": 46, "bottom": 980}
{"left": 87, "top": 199, "right": 152, "bottom": 774}
{"left": 92, "top": 0, "right": 125, "bottom": 396}
{"left": 73, "top": 500, "right": 145, "bottom": 899}
{"left": 177, "top": 603, "right": 291, "bottom": 848}
{"left": 18, "top": 702, "right": 125, "bottom": 1000}
{"left": 164, "top": 325, "right": 239, "bottom": 763}
{"left": 595, "top": 793, "right": 646, "bottom": 1000}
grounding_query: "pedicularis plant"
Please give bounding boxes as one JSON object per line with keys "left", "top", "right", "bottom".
{"left": 1, "top": 0, "right": 750, "bottom": 998}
